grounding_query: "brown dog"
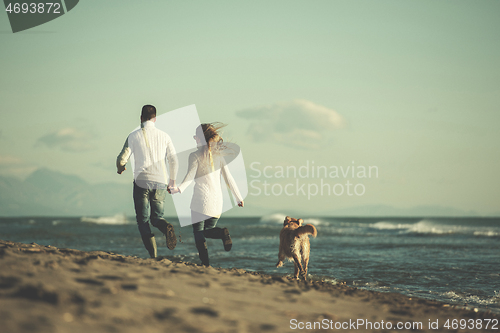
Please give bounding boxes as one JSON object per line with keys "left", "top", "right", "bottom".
{"left": 276, "top": 216, "right": 317, "bottom": 280}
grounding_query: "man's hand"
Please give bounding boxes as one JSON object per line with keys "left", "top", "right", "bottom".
{"left": 117, "top": 165, "right": 126, "bottom": 174}
{"left": 167, "top": 179, "right": 176, "bottom": 193}
{"left": 168, "top": 187, "right": 180, "bottom": 194}
{"left": 238, "top": 201, "right": 244, "bottom": 207}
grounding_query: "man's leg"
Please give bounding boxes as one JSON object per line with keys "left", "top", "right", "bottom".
{"left": 133, "top": 182, "right": 157, "bottom": 258}
{"left": 133, "top": 182, "right": 152, "bottom": 236}
{"left": 150, "top": 186, "right": 176, "bottom": 250}
{"left": 149, "top": 186, "right": 166, "bottom": 226}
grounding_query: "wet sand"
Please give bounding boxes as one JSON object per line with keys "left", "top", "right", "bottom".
{"left": 0, "top": 240, "right": 498, "bottom": 333}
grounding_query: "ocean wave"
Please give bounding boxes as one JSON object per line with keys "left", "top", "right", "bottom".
{"left": 240, "top": 235, "right": 278, "bottom": 241}
{"left": 259, "top": 214, "right": 328, "bottom": 226}
{"left": 473, "top": 230, "right": 500, "bottom": 237}
{"left": 81, "top": 214, "right": 130, "bottom": 225}
{"left": 303, "top": 218, "right": 329, "bottom": 226}
{"left": 440, "top": 290, "right": 500, "bottom": 307}
{"left": 259, "top": 213, "right": 287, "bottom": 224}
{"left": 369, "top": 220, "right": 500, "bottom": 237}
{"left": 369, "top": 221, "right": 412, "bottom": 230}
{"left": 407, "top": 220, "right": 457, "bottom": 234}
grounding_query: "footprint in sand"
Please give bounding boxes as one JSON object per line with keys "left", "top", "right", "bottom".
{"left": 96, "top": 275, "right": 123, "bottom": 281}
{"left": 12, "top": 284, "right": 59, "bottom": 305}
{"left": 0, "top": 276, "right": 21, "bottom": 289}
{"left": 75, "top": 278, "right": 104, "bottom": 286}
{"left": 121, "top": 284, "right": 138, "bottom": 291}
{"left": 154, "top": 307, "right": 177, "bottom": 320}
{"left": 190, "top": 307, "right": 218, "bottom": 317}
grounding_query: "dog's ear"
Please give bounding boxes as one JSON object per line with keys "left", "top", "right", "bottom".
{"left": 298, "top": 218, "right": 304, "bottom": 226}
{"left": 284, "top": 216, "right": 291, "bottom": 226}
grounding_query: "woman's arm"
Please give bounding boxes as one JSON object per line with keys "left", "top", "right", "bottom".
{"left": 177, "top": 153, "right": 199, "bottom": 194}
{"left": 220, "top": 157, "right": 244, "bottom": 206}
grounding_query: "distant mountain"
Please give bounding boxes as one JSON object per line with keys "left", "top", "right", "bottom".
{"left": 25, "top": 168, "right": 86, "bottom": 191}
{"left": 0, "top": 175, "right": 58, "bottom": 215}
{"left": 0, "top": 168, "right": 134, "bottom": 217}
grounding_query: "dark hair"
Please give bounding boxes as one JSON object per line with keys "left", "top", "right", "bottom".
{"left": 141, "top": 105, "right": 156, "bottom": 121}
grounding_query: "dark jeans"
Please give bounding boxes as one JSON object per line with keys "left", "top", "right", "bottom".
{"left": 133, "top": 181, "right": 167, "bottom": 237}
{"left": 192, "top": 213, "right": 219, "bottom": 243}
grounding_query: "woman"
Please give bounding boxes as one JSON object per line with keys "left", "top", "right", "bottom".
{"left": 170, "top": 123, "right": 244, "bottom": 266}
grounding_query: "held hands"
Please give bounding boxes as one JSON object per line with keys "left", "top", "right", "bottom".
{"left": 168, "top": 187, "right": 180, "bottom": 194}
{"left": 238, "top": 201, "right": 244, "bottom": 207}
{"left": 167, "top": 180, "right": 178, "bottom": 194}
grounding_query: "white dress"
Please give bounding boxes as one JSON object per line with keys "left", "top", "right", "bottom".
{"left": 178, "top": 147, "right": 243, "bottom": 218}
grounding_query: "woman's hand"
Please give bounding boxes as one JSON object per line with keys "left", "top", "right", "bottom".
{"left": 238, "top": 201, "right": 244, "bottom": 207}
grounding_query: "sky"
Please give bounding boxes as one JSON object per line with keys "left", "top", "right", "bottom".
{"left": 1, "top": 0, "right": 499, "bottom": 216}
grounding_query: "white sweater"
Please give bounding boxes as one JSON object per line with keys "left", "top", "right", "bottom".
{"left": 117, "top": 121, "right": 178, "bottom": 184}
{"left": 178, "top": 147, "right": 243, "bottom": 218}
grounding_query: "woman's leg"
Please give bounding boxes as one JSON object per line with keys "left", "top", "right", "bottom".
{"left": 203, "top": 216, "right": 232, "bottom": 251}
{"left": 202, "top": 217, "right": 219, "bottom": 237}
{"left": 192, "top": 220, "right": 206, "bottom": 243}
{"left": 192, "top": 211, "right": 209, "bottom": 266}
{"left": 191, "top": 211, "right": 210, "bottom": 242}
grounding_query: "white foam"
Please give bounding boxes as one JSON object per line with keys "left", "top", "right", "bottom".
{"left": 443, "top": 291, "right": 461, "bottom": 299}
{"left": 370, "top": 221, "right": 411, "bottom": 230}
{"left": 303, "top": 218, "right": 328, "bottom": 226}
{"left": 473, "top": 230, "right": 500, "bottom": 237}
{"left": 81, "top": 214, "right": 130, "bottom": 225}
{"left": 259, "top": 213, "right": 287, "bottom": 224}
{"left": 406, "top": 220, "right": 455, "bottom": 234}
{"left": 259, "top": 214, "right": 327, "bottom": 226}
{"left": 369, "top": 219, "right": 500, "bottom": 236}
{"left": 442, "top": 291, "right": 500, "bottom": 307}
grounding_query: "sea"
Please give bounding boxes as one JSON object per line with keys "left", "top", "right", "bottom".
{"left": 1, "top": 214, "right": 499, "bottom": 313}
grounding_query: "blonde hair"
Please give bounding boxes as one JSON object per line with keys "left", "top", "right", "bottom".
{"left": 196, "top": 122, "right": 226, "bottom": 170}
{"left": 196, "top": 122, "right": 225, "bottom": 147}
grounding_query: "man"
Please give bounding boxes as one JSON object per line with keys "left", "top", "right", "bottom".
{"left": 117, "top": 105, "right": 178, "bottom": 258}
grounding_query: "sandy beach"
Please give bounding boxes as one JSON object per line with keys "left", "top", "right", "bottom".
{"left": 0, "top": 240, "right": 498, "bottom": 333}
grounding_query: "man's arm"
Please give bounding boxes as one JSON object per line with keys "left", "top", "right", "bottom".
{"left": 165, "top": 136, "right": 178, "bottom": 188}
{"left": 116, "top": 137, "right": 132, "bottom": 174}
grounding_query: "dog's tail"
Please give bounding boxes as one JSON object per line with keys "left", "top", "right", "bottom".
{"left": 295, "top": 224, "right": 317, "bottom": 238}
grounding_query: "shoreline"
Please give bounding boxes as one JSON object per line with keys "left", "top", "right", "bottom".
{"left": 1, "top": 239, "right": 498, "bottom": 333}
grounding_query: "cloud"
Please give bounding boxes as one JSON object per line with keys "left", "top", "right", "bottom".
{"left": 36, "top": 127, "right": 95, "bottom": 152}
{"left": 236, "top": 99, "right": 345, "bottom": 149}
{"left": 0, "top": 155, "right": 23, "bottom": 165}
